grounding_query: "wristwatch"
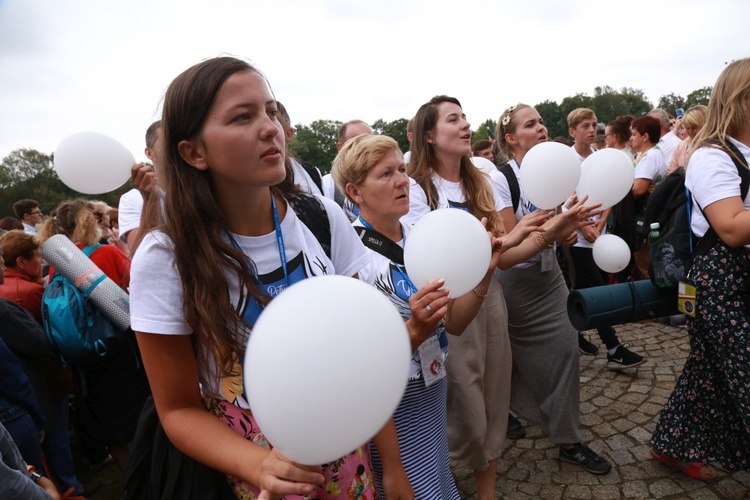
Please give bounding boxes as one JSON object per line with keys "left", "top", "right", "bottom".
{"left": 29, "top": 471, "right": 42, "bottom": 483}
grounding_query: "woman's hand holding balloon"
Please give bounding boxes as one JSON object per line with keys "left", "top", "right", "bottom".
{"left": 257, "top": 448, "right": 324, "bottom": 500}
{"left": 500, "top": 209, "right": 551, "bottom": 250}
{"left": 131, "top": 162, "right": 158, "bottom": 197}
{"left": 544, "top": 196, "right": 601, "bottom": 245}
{"left": 406, "top": 279, "right": 449, "bottom": 352}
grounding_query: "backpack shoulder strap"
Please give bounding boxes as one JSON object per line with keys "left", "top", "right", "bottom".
{"left": 497, "top": 162, "right": 520, "bottom": 213}
{"left": 299, "top": 161, "right": 324, "bottom": 194}
{"left": 82, "top": 244, "right": 102, "bottom": 258}
{"left": 286, "top": 194, "right": 332, "bottom": 259}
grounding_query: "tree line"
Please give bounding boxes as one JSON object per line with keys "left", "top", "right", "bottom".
{"left": 1, "top": 85, "right": 712, "bottom": 217}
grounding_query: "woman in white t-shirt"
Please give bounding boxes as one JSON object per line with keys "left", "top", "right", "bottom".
{"left": 631, "top": 115, "right": 667, "bottom": 199}
{"left": 491, "top": 103, "right": 613, "bottom": 475}
{"left": 651, "top": 57, "right": 750, "bottom": 481}
{"left": 402, "top": 95, "right": 594, "bottom": 500}
{"left": 129, "top": 57, "right": 380, "bottom": 499}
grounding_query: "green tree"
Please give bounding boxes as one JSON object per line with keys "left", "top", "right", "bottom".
{"left": 471, "top": 118, "right": 497, "bottom": 143}
{"left": 372, "top": 118, "right": 410, "bottom": 153}
{"left": 657, "top": 92, "right": 686, "bottom": 116}
{"left": 534, "top": 100, "right": 566, "bottom": 140}
{"left": 685, "top": 86, "right": 713, "bottom": 109}
{"left": 288, "top": 119, "right": 342, "bottom": 174}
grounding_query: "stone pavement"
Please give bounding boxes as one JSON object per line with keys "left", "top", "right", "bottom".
{"left": 452, "top": 320, "right": 750, "bottom": 499}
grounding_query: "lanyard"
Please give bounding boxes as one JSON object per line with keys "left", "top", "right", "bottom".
{"left": 358, "top": 216, "right": 417, "bottom": 295}
{"left": 226, "top": 195, "right": 289, "bottom": 289}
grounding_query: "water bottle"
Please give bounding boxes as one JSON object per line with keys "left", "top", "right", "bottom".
{"left": 648, "top": 223, "right": 668, "bottom": 287}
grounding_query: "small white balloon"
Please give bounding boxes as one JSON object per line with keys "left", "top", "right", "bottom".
{"left": 577, "top": 149, "right": 634, "bottom": 209}
{"left": 592, "top": 234, "right": 631, "bottom": 273}
{"left": 470, "top": 156, "right": 496, "bottom": 175}
{"left": 404, "top": 209, "right": 491, "bottom": 297}
{"left": 519, "top": 142, "right": 581, "bottom": 209}
{"left": 244, "top": 276, "right": 410, "bottom": 465}
{"left": 403, "top": 151, "right": 411, "bottom": 164}
{"left": 54, "top": 132, "right": 135, "bottom": 194}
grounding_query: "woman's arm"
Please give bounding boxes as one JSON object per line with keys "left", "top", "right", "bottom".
{"left": 370, "top": 419, "right": 413, "bottom": 500}
{"left": 702, "top": 196, "right": 750, "bottom": 247}
{"left": 135, "top": 331, "right": 324, "bottom": 496}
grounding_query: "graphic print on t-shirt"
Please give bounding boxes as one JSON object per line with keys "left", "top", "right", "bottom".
{"left": 447, "top": 200, "right": 469, "bottom": 212}
{"left": 373, "top": 262, "right": 415, "bottom": 319}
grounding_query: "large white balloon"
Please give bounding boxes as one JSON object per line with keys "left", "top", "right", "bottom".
{"left": 576, "top": 149, "right": 634, "bottom": 209}
{"left": 470, "top": 156, "right": 496, "bottom": 175}
{"left": 54, "top": 132, "right": 134, "bottom": 194}
{"left": 404, "top": 209, "right": 491, "bottom": 297}
{"left": 244, "top": 276, "right": 410, "bottom": 465}
{"left": 519, "top": 142, "right": 581, "bottom": 209}
{"left": 592, "top": 234, "right": 631, "bottom": 273}
{"left": 403, "top": 151, "right": 411, "bottom": 165}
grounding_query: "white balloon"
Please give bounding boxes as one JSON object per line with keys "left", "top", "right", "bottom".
{"left": 592, "top": 234, "right": 631, "bottom": 273}
{"left": 404, "top": 209, "right": 491, "bottom": 297}
{"left": 54, "top": 132, "right": 135, "bottom": 194}
{"left": 519, "top": 142, "right": 581, "bottom": 209}
{"left": 470, "top": 156, "right": 496, "bottom": 175}
{"left": 403, "top": 150, "right": 411, "bottom": 164}
{"left": 244, "top": 276, "right": 410, "bottom": 465}
{"left": 576, "top": 149, "right": 634, "bottom": 209}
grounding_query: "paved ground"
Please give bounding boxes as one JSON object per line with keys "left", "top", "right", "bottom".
{"left": 453, "top": 320, "right": 750, "bottom": 499}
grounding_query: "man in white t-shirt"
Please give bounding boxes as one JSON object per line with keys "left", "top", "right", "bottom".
{"left": 118, "top": 120, "right": 162, "bottom": 251}
{"left": 276, "top": 102, "right": 324, "bottom": 196}
{"left": 566, "top": 108, "right": 645, "bottom": 369}
{"left": 649, "top": 108, "right": 681, "bottom": 167}
{"left": 322, "top": 120, "right": 373, "bottom": 221}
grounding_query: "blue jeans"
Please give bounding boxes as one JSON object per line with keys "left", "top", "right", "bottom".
{"left": 3, "top": 413, "right": 44, "bottom": 470}
{"left": 42, "top": 397, "right": 83, "bottom": 493}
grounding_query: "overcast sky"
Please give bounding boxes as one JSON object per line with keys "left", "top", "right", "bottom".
{"left": 1, "top": 0, "right": 748, "bottom": 163}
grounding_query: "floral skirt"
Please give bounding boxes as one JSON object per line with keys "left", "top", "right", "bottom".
{"left": 650, "top": 242, "right": 750, "bottom": 471}
{"left": 205, "top": 397, "right": 378, "bottom": 499}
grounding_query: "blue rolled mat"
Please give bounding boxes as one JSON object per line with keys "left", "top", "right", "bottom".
{"left": 567, "top": 280, "right": 678, "bottom": 331}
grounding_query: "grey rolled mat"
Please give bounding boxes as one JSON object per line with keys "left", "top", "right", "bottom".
{"left": 41, "top": 234, "right": 130, "bottom": 331}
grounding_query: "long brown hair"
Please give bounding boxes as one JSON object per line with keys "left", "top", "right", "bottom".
{"left": 408, "top": 95, "right": 502, "bottom": 235}
{"left": 690, "top": 57, "right": 750, "bottom": 167}
{"left": 147, "top": 56, "right": 299, "bottom": 377}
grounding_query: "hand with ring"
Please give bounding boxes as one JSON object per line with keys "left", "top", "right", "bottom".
{"left": 405, "top": 279, "right": 450, "bottom": 351}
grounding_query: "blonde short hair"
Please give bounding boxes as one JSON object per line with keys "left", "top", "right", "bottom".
{"left": 331, "top": 135, "right": 402, "bottom": 203}
{"left": 567, "top": 108, "right": 596, "bottom": 129}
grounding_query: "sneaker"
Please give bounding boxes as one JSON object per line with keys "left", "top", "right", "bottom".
{"left": 607, "top": 344, "right": 646, "bottom": 369}
{"left": 559, "top": 443, "right": 611, "bottom": 474}
{"left": 507, "top": 413, "right": 526, "bottom": 439}
{"left": 578, "top": 333, "right": 599, "bottom": 355}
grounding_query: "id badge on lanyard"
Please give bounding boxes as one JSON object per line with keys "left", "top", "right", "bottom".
{"left": 418, "top": 335, "right": 446, "bottom": 387}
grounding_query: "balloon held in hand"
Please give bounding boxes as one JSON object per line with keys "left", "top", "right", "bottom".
{"left": 519, "top": 142, "right": 581, "bottom": 209}
{"left": 404, "top": 208, "right": 492, "bottom": 298}
{"left": 576, "top": 149, "right": 634, "bottom": 209}
{"left": 244, "top": 275, "right": 411, "bottom": 465}
{"left": 54, "top": 132, "right": 134, "bottom": 194}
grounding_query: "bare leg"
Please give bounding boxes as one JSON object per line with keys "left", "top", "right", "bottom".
{"left": 474, "top": 458, "right": 497, "bottom": 500}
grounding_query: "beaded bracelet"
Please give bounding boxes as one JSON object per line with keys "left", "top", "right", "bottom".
{"left": 535, "top": 231, "right": 552, "bottom": 252}
{"left": 472, "top": 287, "right": 488, "bottom": 298}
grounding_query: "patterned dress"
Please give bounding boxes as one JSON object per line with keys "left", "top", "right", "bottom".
{"left": 651, "top": 241, "right": 750, "bottom": 471}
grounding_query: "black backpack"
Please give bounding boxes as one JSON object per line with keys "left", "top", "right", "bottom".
{"left": 645, "top": 141, "right": 749, "bottom": 287}
{"left": 496, "top": 162, "right": 520, "bottom": 213}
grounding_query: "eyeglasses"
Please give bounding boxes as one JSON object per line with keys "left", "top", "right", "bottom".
{"left": 29, "top": 210, "right": 42, "bottom": 215}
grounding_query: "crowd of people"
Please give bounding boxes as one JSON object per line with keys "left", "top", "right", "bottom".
{"left": 0, "top": 55, "right": 749, "bottom": 499}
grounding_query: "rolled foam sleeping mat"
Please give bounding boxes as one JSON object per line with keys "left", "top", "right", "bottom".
{"left": 41, "top": 234, "right": 131, "bottom": 331}
{"left": 567, "top": 279, "right": 678, "bottom": 331}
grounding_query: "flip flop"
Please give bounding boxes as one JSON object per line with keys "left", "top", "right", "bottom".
{"left": 650, "top": 448, "right": 716, "bottom": 481}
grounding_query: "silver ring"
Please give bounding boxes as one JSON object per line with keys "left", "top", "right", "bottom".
{"left": 426, "top": 304, "right": 434, "bottom": 314}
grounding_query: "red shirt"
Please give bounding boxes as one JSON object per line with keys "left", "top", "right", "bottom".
{"left": 49, "top": 243, "right": 131, "bottom": 289}
{"left": 0, "top": 268, "right": 44, "bottom": 324}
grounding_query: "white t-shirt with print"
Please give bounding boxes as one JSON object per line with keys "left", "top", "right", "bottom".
{"left": 634, "top": 146, "right": 667, "bottom": 184}
{"left": 490, "top": 159, "right": 541, "bottom": 268}
{"left": 401, "top": 170, "right": 502, "bottom": 227}
{"left": 354, "top": 220, "right": 448, "bottom": 381}
{"left": 686, "top": 137, "right": 750, "bottom": 248}
{"left": 129, "top": 195, "right": 370, "bottom": 409}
